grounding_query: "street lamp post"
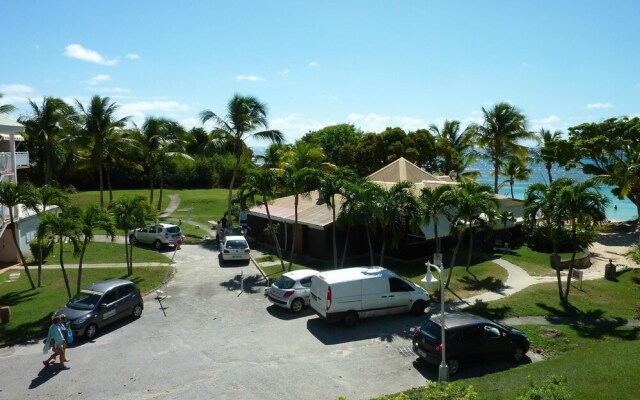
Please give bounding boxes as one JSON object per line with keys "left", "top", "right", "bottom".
{"left": 421, "top": 259, "right": 449, "bottom": 383}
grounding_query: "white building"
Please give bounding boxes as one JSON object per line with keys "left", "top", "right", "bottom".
{"left": 0, "top": 115, "right": 32, "bottom": 263}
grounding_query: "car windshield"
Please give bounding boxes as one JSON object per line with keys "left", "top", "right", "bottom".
{"left": 227, "top": 227, "right": 243, "bottom": 235}
{"left": 226, "top": 240, "right": 248, "bottom": 249}
{"left": 166, "top": 226, "right": 181, "bottom": 233}
{"left": 67, "top": 290, "right": 103, "bottom": 310}
{"left": 273, "top": 275, "right": 295, "bottom": 289}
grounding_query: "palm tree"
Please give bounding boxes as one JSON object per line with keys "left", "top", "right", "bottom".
{"left": 74, "top": 95, "right": 130, "bottom": 207}
{"left": 500, "top": 156, "right": 532, "bottom": 199}
{"left": 38, "top": 206, "right": 83, "bottom": 298}
{"left": 469, "top": 102, "right": 534, "bottom": 193}
{"left": 103, "top": 127, "right": 140, "bottom": 204}
{"left": 109, "top": 195, "right": 157, "bottom": 275}
{"left": 237, "top": 168, "right": 286, "bottom": 270}
{"left": 257, "top": 143, "right": 290, "bottom": 169}
{"left": 133, "top": 117, "right": 191, "bottom": 209}
{"left": 19, "top": 97, "right": 77, "bottom": 184}
{"left": 319, "top": 168, "right": 358, "bottom": 269}
{"left": 200, "top": 94, "right": 284, "bottom": 224}
{"left": 556, "top": 179, "right": 609, "bottom": 302}
{"left": 337, "top": 179, "right": 379, "bottom": 266}
{"left": 22, "top": 185, "right": 69, "bottom": 287}
{"left": 0, "top": 182, "right": 37, "bottom": 289}
{"left": 444, "top": 182, "right": 497, "bottom": 287}
{"left": 429, "top": 120, "right": 477, "bottom": 177}
{"left": 418, "top": 185, "right": 455, "bottom": 255}
{"left": 76, "top": 204, "right": 115, "bottom": 294}
{"left": 534, "top": 128, "right": 564, "bottom": 184}
{"left": 371, "top": 180, "right": 420, "bottom": 268}
{"left": 0, "top": 92, "right": 16, "bottom": 115}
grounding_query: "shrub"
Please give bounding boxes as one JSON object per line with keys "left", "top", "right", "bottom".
{"left": 627, "top": 243, "right": 640, "bottom": 264}
{"left": 516, "top": 375, "right": 572, "bottom": 400}
{"left": 524, "top": 226, "right": 573, "bottom": 253}
{"left": 420, "top": 382, "right": 478, "bottom": 400}
{"left": 28, "top": 238, "right": 54, "bottom": 263}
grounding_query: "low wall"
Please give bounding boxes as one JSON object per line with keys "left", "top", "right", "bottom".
{"left": 550, "top": 248, "right": 591, "bottom": 270}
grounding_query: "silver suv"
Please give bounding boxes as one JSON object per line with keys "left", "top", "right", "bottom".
{"left": 129, "top": 223, "right": 183, "bottom": 250}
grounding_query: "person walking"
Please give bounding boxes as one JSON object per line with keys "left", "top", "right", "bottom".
{"left": 57, "top": 314, "right": 71, "bottom": 362}
{"left": 42, "top": 315, "right": 69, "bottom": 370}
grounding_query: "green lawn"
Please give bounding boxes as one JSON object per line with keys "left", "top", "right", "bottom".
{"left": 44, "top": 241, "right": 172, "bottom": 265}
{"left": 69, "top": 189, "right": 171, "bottom": 210}
{"left": 501, "top": 246, "right": 585, "bottom": 276}
{"left": 465, "top": 268, "right": 640, "bottom": 321}
{"left": 0, "top": 266, "right": 173, "bottom": 346}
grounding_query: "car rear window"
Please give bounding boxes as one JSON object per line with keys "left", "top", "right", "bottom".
{"left": 420, "top": 320, "right": 442, "bottom": 341}
{"left": 166, "top": 226, "right": 181, "bottom": 233}
{"left": 226, "top": 240, "right": 248, "bottom": 249}
{"left": 273, "top": 275, "right": 295, "bottom": 289}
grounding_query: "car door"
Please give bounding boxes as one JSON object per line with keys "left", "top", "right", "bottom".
{"left": 386, "top": 277, "right": 417, "bottom": 313}
{"left": 299, "top": 276, "right": 314, "bottom": 305}
{"left": 99, "top": 289, "right": 119, "bottom": 324}
{"left": 115, "top": 284, "right": 136, "bottom": 318}
{"left": 478, "top": 323, "right": 511, "bottom": 358}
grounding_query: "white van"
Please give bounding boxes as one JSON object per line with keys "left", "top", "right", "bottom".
{"left": 309, "top": 267, "right": 430, "bottom": 327}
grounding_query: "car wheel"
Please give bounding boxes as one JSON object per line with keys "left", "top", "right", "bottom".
{"left": 290, "top": 298, "right": 304, "bottom": 313}
{"left": 342, "top": 311, "right": 358, "bottom": 328}
{"left": 85, "top": 323, "right": 98, "bottom": 339}
{"left": 129, "top": 235, "right": 137, "bottom": 245}
{"left": 132, "top": 304, "right": 143, "bottom": 318}
{"left": 512, "top": 346, "right": 526, "bottom": 362}
{"left": 410, "top": 300, "right": 427, "bottom": 316}
{"left": 154, "top": 240, "right": 163, "bottom": 250}
{"left": 447, "top": 358, "right": 460, "bottom": 375}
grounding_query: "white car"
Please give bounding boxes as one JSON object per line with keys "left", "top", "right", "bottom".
{"left": 129, "top": 223, "right": 183, "bottom": 250}
{"left": 220, "top": 235, "right": 251, "bottom": 261}
{"left": 268, "top": 269, "right": 320, "bottom": 313}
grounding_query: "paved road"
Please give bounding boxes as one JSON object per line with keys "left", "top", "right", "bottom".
{"left": 4, "top": 243, "right": 516, "bottom": 400}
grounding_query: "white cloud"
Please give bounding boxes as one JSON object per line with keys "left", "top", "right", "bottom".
{"left": 308, "top": 61, "right": 319, "bottom": 67}
{"left": 125, "top": 53, "right": 141, "bottom": 60}
{"left": 0, "top": 84, "right": 36, "bottom": 104}
{"left": 530, "top": 115, "right": 565, "bottom": 134}
{"left": 278, "top": 69, "right": 290, "bottom": 75}
{"left": 179, "top": 117, "right": 201, "bottom": 130}
{"left": 64, "top": 44, "right": 118, "bottom": 66}
{"left": 586, "top": 102, "right": 613, "bottom": 109}
{"left": 268, "top": 114, "right": 332, "bottom": 143}
{"left": 98, "top": 87, "right": 130, "bottom": 94}
{"left": 347, "top": 112, "right": 428, "bottom": 133}
{"left": 86, "top": 74, "right": 111, "bottom": 85}
{"left": 118, "top": 100, "right": 190, "bottom": 127}
{"left": 235, "top": 75, "right": 265, "bottom": 81}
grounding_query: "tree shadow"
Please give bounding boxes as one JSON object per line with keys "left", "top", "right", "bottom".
{"left": 457, "top": 276, "right": 505, "bottom": 293}
{"left": 306, "top": 313, "right": 421, "bottom": 345}
{"left": 218, "top": 273, "right": 263, "bottom": 294}
{"left": 464, "top": 301, "right": 513, "bottom": 321}
{"left": 0, "top": 289, "right": 39, "bottom": 306}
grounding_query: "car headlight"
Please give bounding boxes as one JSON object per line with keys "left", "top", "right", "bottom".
{"left": 75, "top": 315, "right": 91, "bottom": 325}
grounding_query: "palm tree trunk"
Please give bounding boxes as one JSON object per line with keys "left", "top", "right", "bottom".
{"left": 37, "top": 243, "right": 43, "bottom": 287}
{"left": 77, "top": 238, "right": 89, "bottom": 295}
{"left": 288, "top": 195, "right": 299, "bottom": 271}
{"left": 149, "top": 169, "right": 155, "bottom": 206}
{"left": 227, "top": 155, "right": 241, "bottom": 225}
{"left": 9, "top": 214, "right": 35, "bottom": 289}
{"left": 379, "top": 237, "right": 386, "bottom": 268}
{"left": 510, "top": 182, "right": 515, "bottom": 199}
{"left": 106, "top": 163, "right": 114, "bottom": 204}
{"left": 466, "top": 226, "right": 474, "bottom": 272}
{"left": 563, "top": 225, "right": 579, "bottom": 302}
{"left": 331, "top": 195, "right": 338, "bottom": 269}
{"left": 494, "top": 160, "right": 500, "bottom": 194}
{"left": 340, "top": 225, "right": 351, "bottom": 269}
{"left": 264, "top": 200, "right": 285, "bottom": 271}
{"left": 546, "top": 163, "right": 553, "bottom": 184}
{"left": 551, "top": 241, "right": 565, "bottom": 301}
{"left": 157, "top": 170, "right": 164, "bottom": 210}
{"left": 58, "top": 240, "right": 72, "bottom": 299}
{"left": 99, "top": 163, "right": 105, "bottom": 208}
{"left": 366, "top": 227, "right": 374, "bottom": 265}
{"left": 445, "top": 230, "right": 464, "bottom": 288}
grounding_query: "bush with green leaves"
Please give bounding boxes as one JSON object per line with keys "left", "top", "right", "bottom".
{"left": 28, "top": 238, "right": 54, "bottom": 263}
{"left": 516, "top": 375, "right": 572, "bottom": 400}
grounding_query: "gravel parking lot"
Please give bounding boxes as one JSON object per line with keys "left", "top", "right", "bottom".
{"left": 0, "top": 244, "right": 535, "bottom": 400}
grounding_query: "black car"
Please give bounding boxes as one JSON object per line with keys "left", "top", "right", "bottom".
{"left": 411, "top": 312, "right": 530, "bottom": 375}
{"left": 57, "top": 279, "right": 144, "bottom": 339}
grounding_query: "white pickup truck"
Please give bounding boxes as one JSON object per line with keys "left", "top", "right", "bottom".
{"left": 129, "top": 223, "right": 183, "bottom": 250}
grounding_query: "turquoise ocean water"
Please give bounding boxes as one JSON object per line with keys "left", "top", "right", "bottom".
{"left": 471, "top": 160, "right": 638, "bottom": 222}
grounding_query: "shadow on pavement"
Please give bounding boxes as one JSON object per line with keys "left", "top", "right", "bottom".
{"left": 29, "top": 364, "right": 65, "bottom": 389}
{"left": 266, "top": 304, "right": 316, "bottom": 320}
{"left": 306, "top": 313, "right": 422, "bottom": 345}
{"left": 412, "top": 353, "right": 535, "bottom": 381}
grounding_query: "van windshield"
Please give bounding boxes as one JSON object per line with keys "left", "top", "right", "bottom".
{"left": 273, "top": 275, "right": 295, "bottom": 289}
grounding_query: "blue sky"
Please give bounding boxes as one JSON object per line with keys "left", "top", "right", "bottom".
{"left": 1, "top": 1, "right": 639, "bottom": 147}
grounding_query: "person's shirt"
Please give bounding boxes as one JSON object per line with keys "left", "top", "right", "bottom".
{"left": 43, "top": 323, "right": 64, "bottom": 353}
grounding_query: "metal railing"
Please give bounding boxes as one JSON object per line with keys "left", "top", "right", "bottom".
{"left": 0, "top": 152, "right": 30, "bottom": 173}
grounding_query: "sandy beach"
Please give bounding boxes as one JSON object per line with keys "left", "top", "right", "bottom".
{"left": 583, "top": 220, "right": 640, "bottom": 279}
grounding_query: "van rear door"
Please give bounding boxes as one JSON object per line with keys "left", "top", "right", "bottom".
{"left": 310, "top": 275, "right": 329, "bottom": 318}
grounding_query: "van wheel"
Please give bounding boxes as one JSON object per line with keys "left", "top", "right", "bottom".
{"left": 291, "top": 298, "right": 304, "bottom": 313}
{"left": 410, "top": 300, "right": 427, "bottom": 316}
{"left": 154, "top": 240, "right": 163, "bottom": 250}
{"left": 342, "top": 311, "right": 358, "bottom": 328}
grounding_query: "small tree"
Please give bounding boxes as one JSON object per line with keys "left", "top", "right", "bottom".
{"left": 109, "top": 195, "right": 157, "bottom": 275}
{"left": 76, "top": 204, "right": 115, "bottom": 294}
